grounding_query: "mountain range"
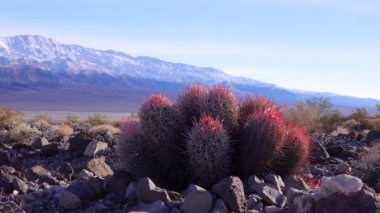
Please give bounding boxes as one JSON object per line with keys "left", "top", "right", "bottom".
{"left": 0, "top": 35, "right": 378, "bottom": 113}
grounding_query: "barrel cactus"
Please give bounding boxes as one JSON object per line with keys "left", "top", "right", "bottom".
{"left": 238, "top": 110, "right": 286, "bottom": 178}
{"left": 186, "top": 115, "right": 231, "bottom": 188}
{"left": 203, "top": 85, "right": 239, "bottom": 131}
{"left": 178, "top": 85, "right": 209, "bottom": 127}
{"left": 238, "top": 95, "right": 276, "bottom": 125}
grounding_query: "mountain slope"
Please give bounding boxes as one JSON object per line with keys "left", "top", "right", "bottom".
{"left": 0, "top": 35, "right": 378, "bottom": 112}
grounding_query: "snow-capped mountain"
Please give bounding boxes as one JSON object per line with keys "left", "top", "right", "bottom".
{"left": 0, "top": 35, "right": 378, "bottom": 112}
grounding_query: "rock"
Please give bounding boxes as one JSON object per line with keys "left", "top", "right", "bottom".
{"left": 348, "top": 131, "right": 357, "bottom": 140}
{"left": 0, "top": 165, "right": 16, "bottom": 174}
{"left": 264, "top": 174, "right": 285, "bottom": 193}
{"left": 130, "top": 200, "right": 167, "bottom": 212}
{"left": 180, "top": 185, "right": 213, "bottom": 213}
{"left": 253, "top": 184, "right": 287, "bottom": 208}
{"left": 285, "top": 188, "right": 307, "bottom": 207}
{"left": 319, "top": 175, "right": 363, "bottom": 198}
{"left": 311, "top": 142, "right": 330, "bottom": 162}
{"left": 67, "top": 181, "right": 97, "bottom": 206}
{"left": 104, "top": 171, "right": 132, "bottom": 199}
{"left": 58, "top": 190, "right": 81, "bottom": 210}
{"left": 365, "top": 130, "right": 380, "bottom": 145}
{"left": 246, "top": 176, "right": 264, "bottom": 194}
{"left": 125, "top": 181, "right": 138, "bottom": 201}
{"left": 41, "top": 144, "right": 58, "bottom": 157}
{"left": 68, "top": 132, "right": 93, "bottom": 156}
{"left": 293, "top": 194, "right": 315, "bottom": 213}
{"left": 326, "top": 145, "right": 344, "bottom": 157}
{"left": 87, "top": 177, "right": 104, "bottom": 196}
{"left": 58, "top": 162, "right": 75, "bottom": 180}
{"left": 283, "top": 175, "right": 310, "bottom": 193}
{"left": 0, "top": 173, "right": 14, "bottom": 194}
{"left": 264, "top": 205, "right": 283, "bottom": 213}
{"left": 136, "top": 177, "right": 170, "bottom": 203}
{"left": 356, "top": 133, "right": 364, "bottom": 141}
{"left": 352, "top": 189, "right": 380, "bottom": 211}
{"left": 314, "top": 193, "right": 359, "bottom": 213}
{"left": 340, "top": 149, "right": 359, "bottom": 159}
{"left": 336, "top": 162, "right": 352, "bottom": 174}
{"left": 212, "top": 176, "right": 247, "bottom": 213}
{"left": 33, "top": 137, "right": 50, "bottom": 149}
{"left": 25, "top": 165, "right": 59, "bottom": 185}
{"left": 83, "top": 141, "right": 108, "bottom": 157}
{"left": 0, "top": 149, "right": 9, "bottom": 165}
{"left": 12, "top": 176, "right": 28, "bottom": 194}
{"left": 77, "top": 169, "right": 94, "bottom": 180}
{"left": 369, "top": 138, "right": 380, "bottom": 147}
{"left": 86, "top": 157, "right": 114, "bottom": 178}
{"left": 211, "top": 199, "right": 229, "bottom": 213}
{"left": 246, "top": 194, "right": 263, "bottom": 211}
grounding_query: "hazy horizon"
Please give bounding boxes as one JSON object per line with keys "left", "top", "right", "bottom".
{"left": 1, "top": 0, "right": 379, "bottom": 99}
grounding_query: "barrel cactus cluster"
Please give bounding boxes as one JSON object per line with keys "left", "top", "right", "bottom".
{"left": 117, "top": 85, "right": 311, "bottom": 190}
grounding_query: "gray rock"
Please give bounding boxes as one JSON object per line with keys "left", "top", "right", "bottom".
{"left": 212, "top": 176, "right": 247, "bottom": 213}
{"left": 68, "top": 132, "right": 93, "bottom": 156}
{"left": 33, "top": 137, "right": 50, "bottom": 149}
{"left": 130, "top": 200, "right": 167, "bottom": 212}
{"left": 294, "top": 194, "right": 315, "bottom": 213}
{"left": 67, "top": 181, "right": 97, "bottom": 206}
{"left": 365, "top": 130, "right": 380, "bottom": 145}
{"left": 25, "top": 165, "right": 59, "bottom": 185}
{"left": 83, "top": 141, "right": 108, "bottom": 157}
{"left": 0, "top": 173, "right": 14, "bottom": 194}
{"left": 104, "top": 171, "right": 132, "bottom": 199}
{"left": 253, "top": 184, "right": 287, "bottom": 208}
{"left": 125, "top": 181, "right": 138, "bottom": 201}
{"left": 180, "top": 185, "right": 213, "bottom": 213}
{"left": 211, "top": 199, "right": 229, "bottom": 213}
{"left": 12, "top": 176, "right": 28, "bottom": 194}
{"left": 283, "top": 175, "right": 310, "bottom": 193}
{"left": 246, "top": 194, "right": 263, "bottom": 211}
{"left": 319, "top": 175, "right": 363, "bottom": 198}
{"left": 285, "top": 188, "right": 307, "bottom": 207}
{"left": 86, "top": 157, "right": 114, "bottom": 178}
{"left": 136, "top": 177, "right": 170, "bottom": 203}
{"left": 264, "top": 205, "right": 283, "bottom": 213}
{"left": 265, "top": 174, "right": 285, "bottom": 193}
{"left": 58, "top": 190, "right": 81, "bottom": 210}
{"left": 311, "top": 142, "right": 330, "bottom": 162}
{"left": 246, "top": 176, "right": 264, "bottom": 194}
{"left": 77, "top": 169, "right": 94, "bottom": 180}
{"left": 336, "top": 162, "right": 351, "bottom": 174}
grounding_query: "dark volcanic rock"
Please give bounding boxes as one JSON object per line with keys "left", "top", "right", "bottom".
{"left": 311, "top": 142, "right": 330, "bottom": 162}
{"left": 365, "top": 130, "right": 380, "bottom": 145}
{"left": 104, "top": 171, "right": 133, "bottom": 199}
{"left": 68, "top": 132, "right": 93, "bottom": 156}
{"left": 67, "top": 181, "right": 97, "bottom": 206}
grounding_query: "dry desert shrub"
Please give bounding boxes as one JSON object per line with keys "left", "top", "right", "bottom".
{"left": 85, "top": 113, "right": 109, "bottom": 126}
{"left": 0, "top": 108, "right": 23, "bottom": 130}
{"left": 355, "top": 143, "right": 380, "bottom": 192}
{"left": 89, "top": 124, "right": 121, "bottom": 134}
{"left": 54, "top": 124, "right": 74, "bottom": 137}
{"left": 6, "top": 122, "right": 41, "bottom": 145}
{"left": 64, "top": 113, "right": 80, "bottom": 126}
{"left": 29, "top": 114, "right": 53, "bottom": 129}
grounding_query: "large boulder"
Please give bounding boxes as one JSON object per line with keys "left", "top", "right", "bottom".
{"left": 212, "top": 176, "right": 247, "bottom": 213}
{"left": 180, "top": 185, "right": 213, "bottom": 213}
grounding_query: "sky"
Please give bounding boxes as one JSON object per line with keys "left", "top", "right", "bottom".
{"left": 0, "top": 0, "right": 380, "bottom": 99}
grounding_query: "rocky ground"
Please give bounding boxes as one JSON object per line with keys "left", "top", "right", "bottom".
{"left": 0, "top": 125, "right": 379, "bottom": 213}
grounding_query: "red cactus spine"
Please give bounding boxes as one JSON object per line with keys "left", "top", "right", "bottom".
{"left": 238, "top": 110, "right": 286, "bottom": 178}
{"left": 270, "top": 126, "right": 311, "bottom": 175}
{"left": 203, "top": 85, "right": 239, "bottom": 131}
{"left": 238, "top": 95, "right": 277, "bottom": 125}
{"left": 186, "top": 115, "right": 231, "bottom": 188}
{"left": 177, "top": 85, "right": 209, "bottom": 127}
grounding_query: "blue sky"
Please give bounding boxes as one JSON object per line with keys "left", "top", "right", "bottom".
{"left": 1, "top": 0, "right": 380, "bottom": 99}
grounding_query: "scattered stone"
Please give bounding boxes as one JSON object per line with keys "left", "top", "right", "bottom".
{"left": 180, "top": 185, "right": 213, "bottom": 213}
{"left": 0, "top": 149, "right": 9, "bottom": 165}
{"left": 33, "top": 137, "right": 50, "bottom": 149}
{"left": 211, "top": 199, "right": 229, "bottom": 213}
{"left": 264, "top": 205, "right": 283, "bottom": 213}
{"left": 283, "top": 175, "right": 310, "bottom": 193}
{"left": 365, "top": 130, "right": 380, "bottom": 145}
{"left": 129, "top": 200, "right": 167, "bottom": 212}
{"left": 246, "top": 176, "right": 264, "bottom": 194}
{"left": 58, "top": 190, "right": 81, "bottom": 210}
{"left": 41, "top": 143, "right": 58, "bottom": 157}
{"left": 87, "top": 177, "right": 104, "bottom": 196}
{"left": 86, "top": 157, "right": 114, "bottom": 178}
{"left": 352, "top": 189, "right": 380, "bottom": 211}
{"left": 253, "top": 184, "right": 287, "bottom": 208}
{"left": 104, "top": 171, "right": 132, "bottom": 199}
{"left": 25, "top": 165, "right": 59, "bottom": 185}
{"left": 58, "top": 163, "right": 75, "bottom": 180}
{"left": 311, "top": 142, "right": 330, "bottom": 162}
{"left": 336, "top": 162, "right": 351, "bottom": 174}
{"left": 136, "top": 177, "right": 170, "bottom": 203}
{"left": 68, "top": 132, "right": 93, "bottom": 156}
{"left": 125, "top": 181, "right": 138, "bottom": 201}
{"left": 285, "top": 188, "right": 308, "bottom": 207}
{"left": 67, "top": 181, "right": 97, "bottom": 206}
{"left": 246, "top": 194, "right": 263, "bottom": 211}
{"left": 0, "top": 173, "right": 14, "bottom": 194}
{"left": 319, "top": 175, "right": 363, "bottom": 197}
{"left": 0, "top": 165, "right": 16, "bottom": 174}
{"left": 264, "top": 173, "right": 285, "bottom": 193}
{"left": 326, "top": 145, "right": 344, "bottom": 157}
{"left": 212, "top": 176, "right": 247, "bottom": 213}
{"left": 77, "top": 169, "right": 94, "bottom": 180}
{"left": 84, "top": 141, "right": 108, "bottom": 157}
{"left": 293, "top": 194, "right": 315, "bottom": 213}
{"left": 12, "top": 176, "right": 28, "bottom": 194}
